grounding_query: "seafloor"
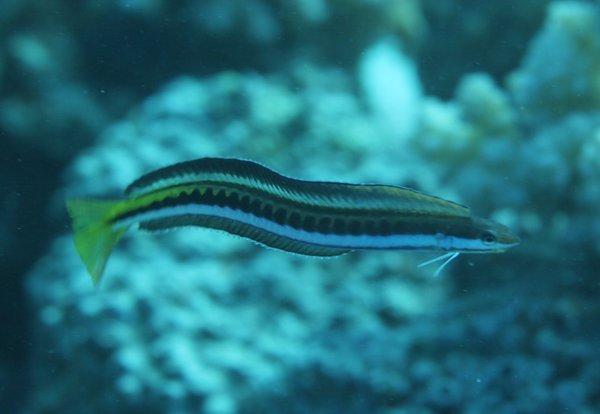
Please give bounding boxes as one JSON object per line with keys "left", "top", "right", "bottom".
{"left": 1, "top": 1, "right": 599, "bottom": 413}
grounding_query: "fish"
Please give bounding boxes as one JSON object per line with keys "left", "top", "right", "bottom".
{"left": 66, "top": 157, "right": 520, "bottom": 285}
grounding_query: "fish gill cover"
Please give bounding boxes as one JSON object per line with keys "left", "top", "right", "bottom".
{"left": 0, "top": 0, "right": 598, "bottom": 413}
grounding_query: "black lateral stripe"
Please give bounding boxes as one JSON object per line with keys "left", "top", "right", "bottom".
{"left": 348, "top": 219, "right": 362, "bottom": 235}
{"left": 117, "top": 183, "right": 481, "bottom": 239}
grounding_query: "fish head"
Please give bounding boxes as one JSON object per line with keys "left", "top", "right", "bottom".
{"left": 469, "top": 216, "right": 520, "bottom": 252}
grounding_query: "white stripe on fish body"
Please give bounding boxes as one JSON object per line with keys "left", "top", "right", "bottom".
{"left": 114, "top": 203, "right": 487, "bottom": 251}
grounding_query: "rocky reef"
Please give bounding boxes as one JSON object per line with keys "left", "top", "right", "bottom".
{"left": 2, "top": 0, "right": 599, "bottom": 412}
{"left": 29, "top": 63, "right": 446, "bottom": 413}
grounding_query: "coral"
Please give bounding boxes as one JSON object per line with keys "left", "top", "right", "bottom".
{"left": 62, "top": 65, "right": 427, "bottom": 199}
{"left": 29, "top": 234, "right": 440, "bottom": 413}
{"left": 0, "top": 0, "right": 565, "bottom": 158}
{"left": 418, "top": 0, "right": 554, "bottom": 97}
{"left": 509, "top": 1, "right": 600, "bottom": 126}
{"left": 17, "top": 0, "right": 600, "bottom": 413}
{"left": 243, "top": 273, "right": 600, "bottom": 413}
{"left": 359, "top": 38, "right": 423, "bottom": 142}
{"left": 410, "top": 1, "right": 600, "bottom": 256}
{"left": 28, "top": 68, "right": 440, "bottom": 413}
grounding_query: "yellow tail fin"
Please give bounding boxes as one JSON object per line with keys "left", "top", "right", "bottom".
{"left": 66, "top": 198, "right": 128, "bottom": 285}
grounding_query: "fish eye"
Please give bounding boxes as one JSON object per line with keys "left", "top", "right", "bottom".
{"left": 481, "top": 231, "right": 497, "bottom": 245}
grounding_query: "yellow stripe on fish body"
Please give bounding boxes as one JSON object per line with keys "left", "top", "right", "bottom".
{"left": 67, "top": 157, "right": 520, "bottom": 285}
{"left": 124, "top": 158, "right": 471, "bottom": 217}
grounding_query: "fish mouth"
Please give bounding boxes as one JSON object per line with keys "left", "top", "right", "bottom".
{"left": 501, "top": 233, "right": 521, "bottom": 248}
{"left": 489, "top": 240, "right": 520, "bottom": 253}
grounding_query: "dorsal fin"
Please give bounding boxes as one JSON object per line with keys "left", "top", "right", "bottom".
{"left": 125, "top": 157, "right": 471, "bottom": 217}
{"left": 125, "top": 158, "right": 268, "bottom": 197}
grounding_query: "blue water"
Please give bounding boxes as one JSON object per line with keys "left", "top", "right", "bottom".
{"left": 1, "top": 1, "right": 599, "bottom": 413}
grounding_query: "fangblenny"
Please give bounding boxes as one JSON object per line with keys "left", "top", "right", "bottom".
{"left": 67, "top": 157, "right": 520, "bottom": 284}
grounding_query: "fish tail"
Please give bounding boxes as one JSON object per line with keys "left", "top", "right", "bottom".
{"left": 66, "top": 198, "right": 128, "bottom": 285}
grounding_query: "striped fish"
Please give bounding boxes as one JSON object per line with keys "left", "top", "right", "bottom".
{"left": 67, "top": 157, "right": 520, "bottom": 284}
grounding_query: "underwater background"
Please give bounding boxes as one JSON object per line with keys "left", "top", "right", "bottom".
{"left": 1, "top": 0, "right": 599, "bottom": 412}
